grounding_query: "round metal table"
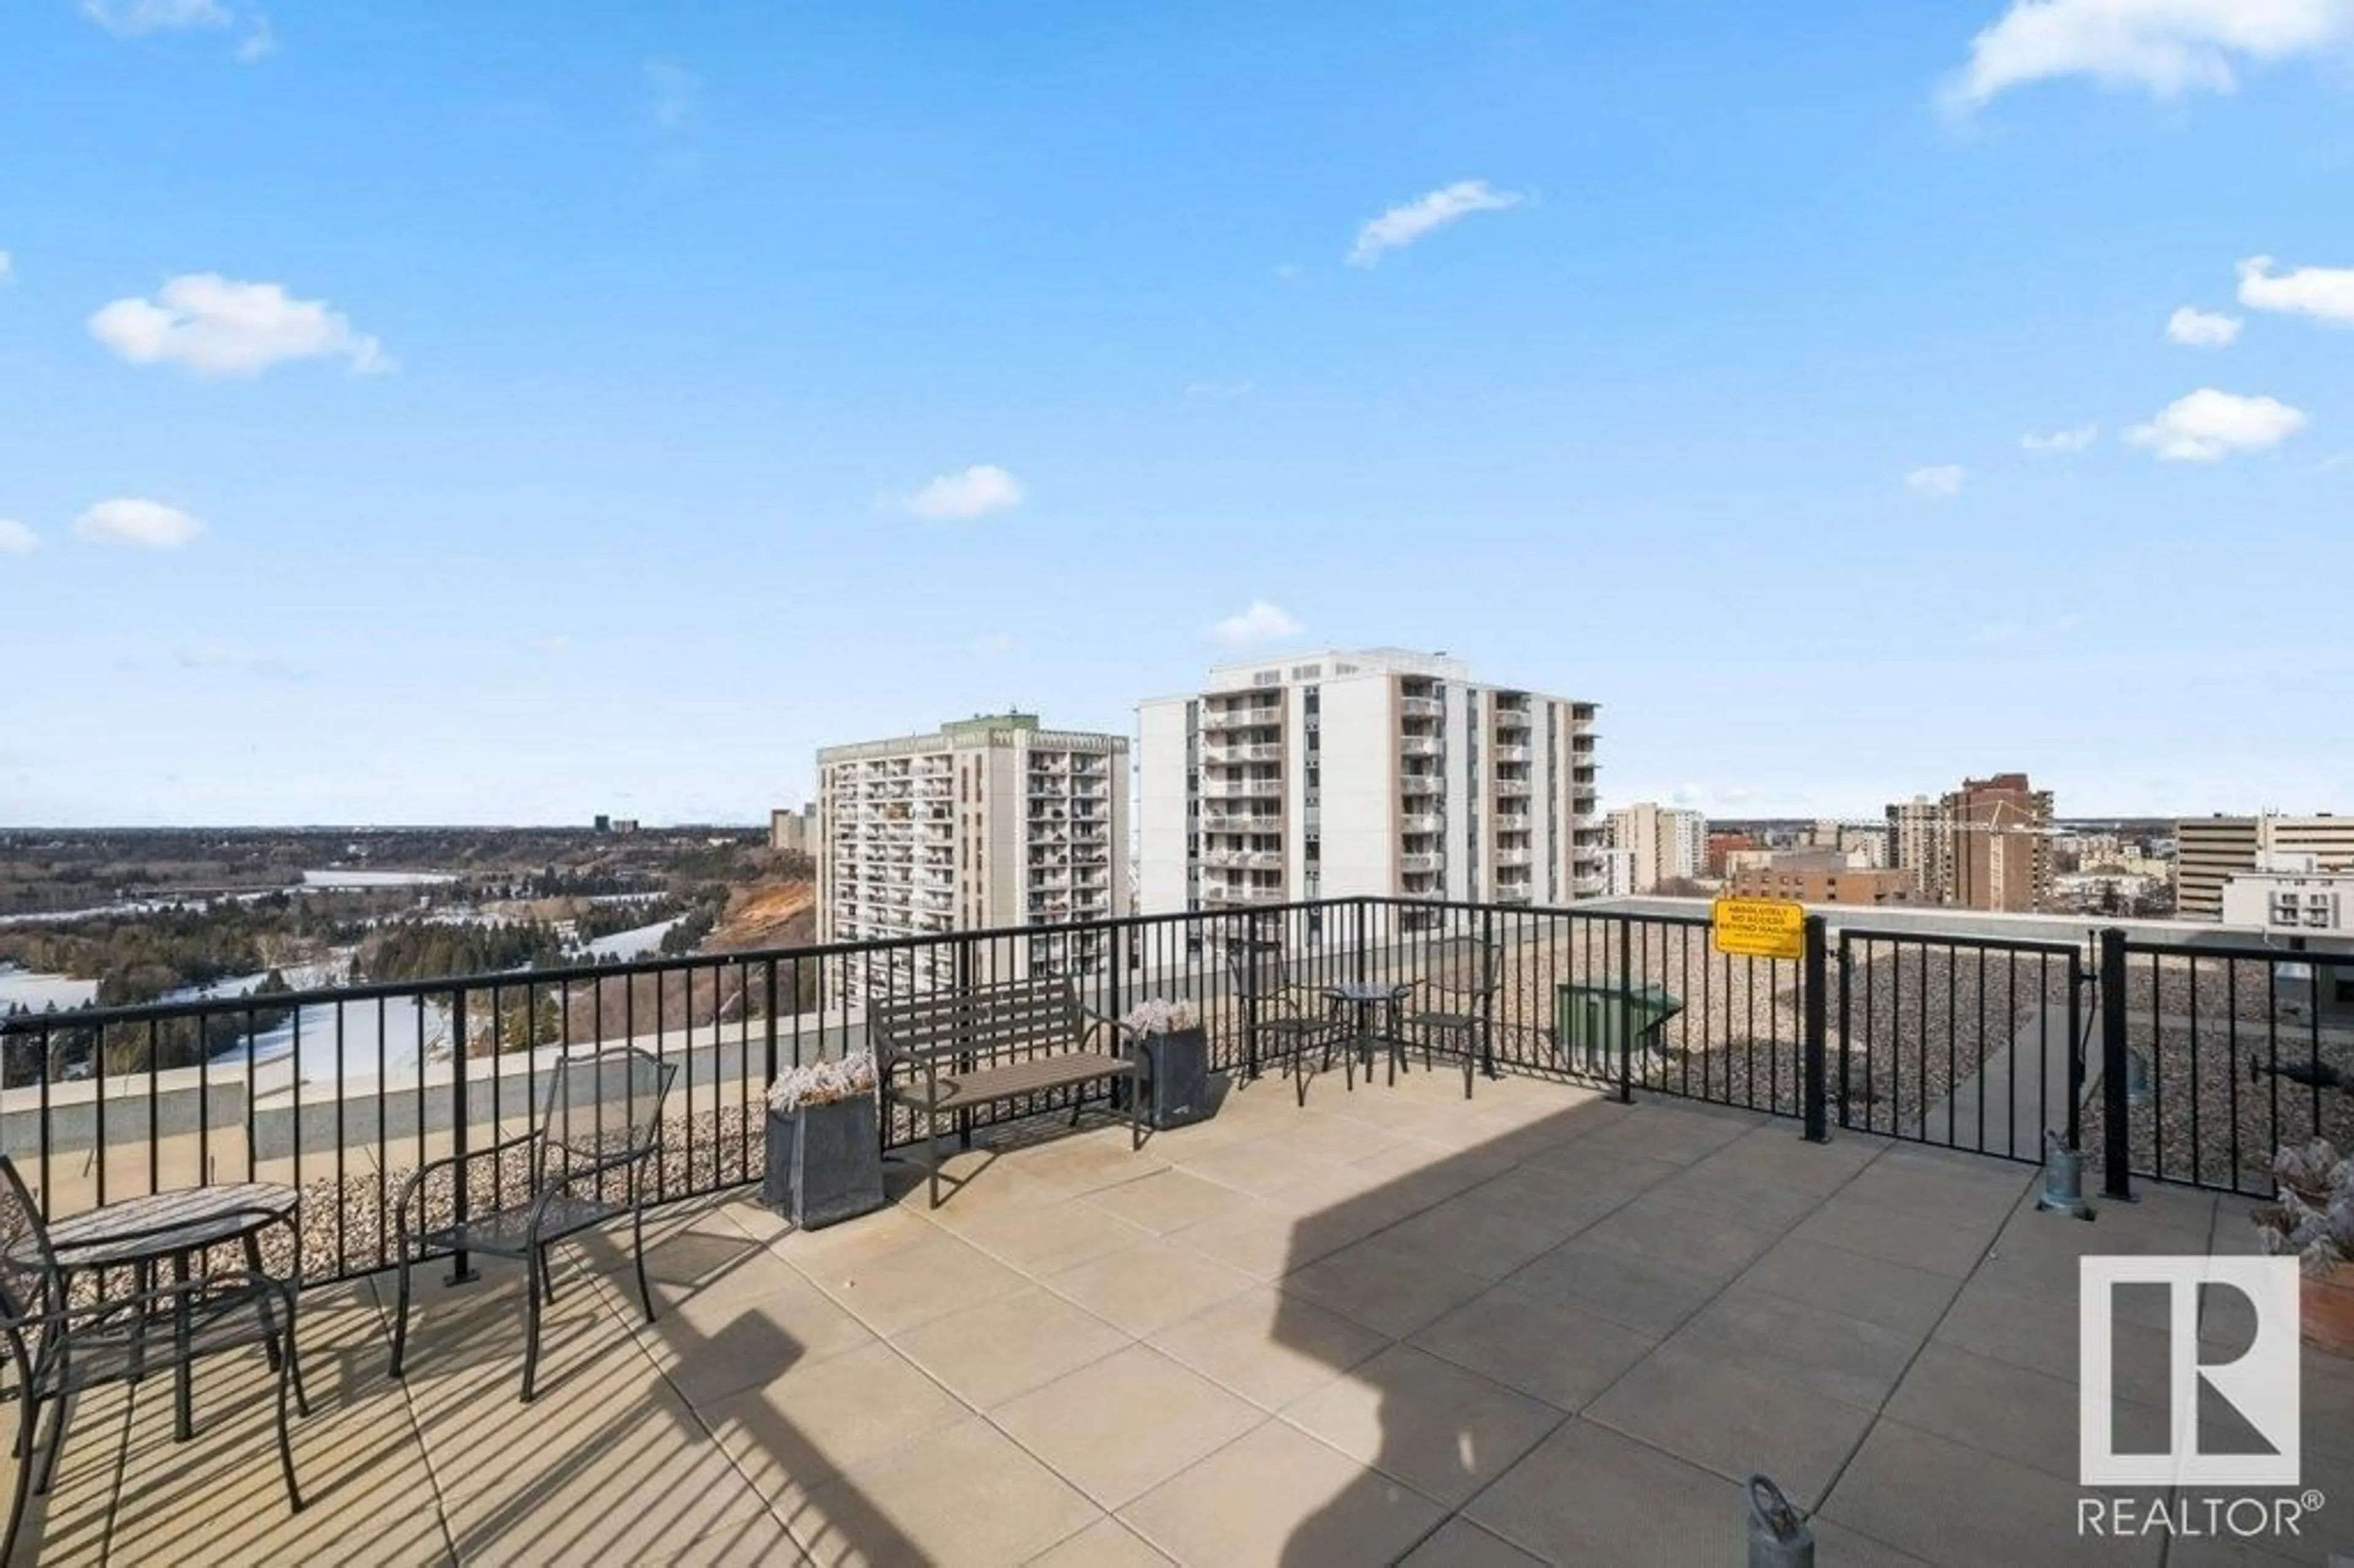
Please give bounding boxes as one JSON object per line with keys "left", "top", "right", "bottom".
{"left": 1323, "top": 981, "right": 1412, "bottom": 1086}
{"left": 21, "top": 1182, "right": 299, "bottom": 1441}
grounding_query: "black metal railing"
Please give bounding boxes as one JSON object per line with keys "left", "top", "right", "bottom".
{"left": 2101, "top": 928, "right": 2354, "bottom": 1198}
{"left": 7, "top": 895, "right": 2335, "bottom": 1281}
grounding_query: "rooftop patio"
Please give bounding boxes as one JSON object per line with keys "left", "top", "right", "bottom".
{"left": 20, "top": 1065, "right": 2354, "bottom": 1567}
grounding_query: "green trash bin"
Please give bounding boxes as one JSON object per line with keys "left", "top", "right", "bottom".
{"left": 1554, "top": 983, "right": 1683, "bottom": 1078}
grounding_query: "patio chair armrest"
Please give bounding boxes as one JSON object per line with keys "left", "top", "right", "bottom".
{"left": 393, "top": 1131, "right": 544, "bottom": 1235}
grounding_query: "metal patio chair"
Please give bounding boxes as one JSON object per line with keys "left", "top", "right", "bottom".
{"left": 389, "top": 1046, "right": 676, "bottom": 1402}
{"left": 0, "top": 1158, "right": 305, "bottom": 1564}
{"left": 1403, "top": 937, "right": 1503, "bottom": 1098}
{"left": 1225, "top": 942, "right": 1350, "bottom": 1105}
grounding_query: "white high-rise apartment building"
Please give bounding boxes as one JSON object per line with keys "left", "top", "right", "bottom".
{"left": 1137, "top": 649, "right": 1601, "bottom": 918}
{"left": 817, "top": 714, "right": 1130, "bottom": 995}
{"left": 1605, "top": 802, "right": 1706, "bottom": 891}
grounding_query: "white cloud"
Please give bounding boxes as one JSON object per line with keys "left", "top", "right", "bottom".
{"left": 647, "top": 60, "right": 700, "bottom": 132}
{"left": 970, "top": 632, "right": 1014, "bottom": 657}
{"left": 0, "top": 251, "right": 13, "bottom": 286}
{"left": 894, "top": 465, "right": 1025, "bottom": 522}
{"left": 2126, "top": 387, "right": 2307, "bottom": 461}
{"left": 1347, "top": 181, "right": 1525, "bottom": 267}
{"left": 72, "top": 498, "right": 206, "bottom": 549}
{"left": 1273, "top": 263, "right": 1305, "bottom": 284}
{"left": 81, "top": 0, "right": 230, "bottom": 36}
{"left": 2021, "top": 422, "right": 2099, "bottom": 453}
{"left": 237, "top": 12, "right": 274, "bottom": 61}
{"left": 2237, "top": 254, "right": 2354, "bottom": 323}
{"left": 90, "top": 274, "right": 389, "bottom": 378}
{"left": 1905, "top": 464, "right": 1967, "bottom": 499}
{"left": 2166, "top": 305, "right": 2242, "bottom": 346}
{"left": 1209, "top": 600, "right": 1303, "bottom": 648}
{"left": 0, "top": 520, "right": 37, "bottom": 556}
{"left": 1945, "top": 0, "right": 2354, "bottom": 110}
{"left": 175, "top": 643, "right": 313, "bottom": 680}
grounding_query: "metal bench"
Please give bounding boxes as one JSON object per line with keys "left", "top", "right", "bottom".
{"left": 872, "top": 976, "right": 1141, "bottom": 1208}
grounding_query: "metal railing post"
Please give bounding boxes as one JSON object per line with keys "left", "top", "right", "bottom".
{"left": 1802, "top": 915, "right": 1828, "bottom": 1143}
{"left": 1480, "top": 905, "right": 1499, "bottom": 1079}
{"left": 1834, "top": 934, "right": 1853, "bottom": 1131}
{"left": 2065, "top": 948, "right": 2085, "bottom": 1153}
{"left": 446, "top": 985, "right": 476, "bottom": 1284}
{"left": 1615, "top": 915, "right": 1635, "bottom": 1105}
{"left": 763, "top": 958, "right": 780, "bottom": 1092}
{"left": 2098, "top": 927, "right": 2133, "bottom": 1200}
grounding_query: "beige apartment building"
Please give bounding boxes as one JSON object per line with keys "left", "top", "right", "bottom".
{"left": 1886, "top": 774, "right": 2055, "bottom": 911}
{"left": 1607, "top": 802, "right": 1707, "bottom": 892}
{"left": 2177, "top": 813, "right": 2354, "bottom": 922}
{"left": 816, "top": 714, "right": 1130, "bottom": 995}
{"left": 1887, "top": 796, "right": 1949, "bottom": 902}
{"left": 1138, "top": 649, "right": 1601, "bottom": 920}
{"left": 1726, "top": 865, "right": 1916, "bottom": 905}
{"left": 1948, "top": 773, "right": 2054, "bottom": 913}
{"left": 768, "top": 804, "right": 815, "bottom": 856}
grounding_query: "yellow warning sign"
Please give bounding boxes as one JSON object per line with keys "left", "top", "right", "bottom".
{"left": 1712, "top": 897, "right": 1805, "bottom": 961}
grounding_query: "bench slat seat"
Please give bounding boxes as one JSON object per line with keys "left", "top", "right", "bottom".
{"left": 871, "top": 976, "right": 1145, "bottom": 1206}
{"left": 889, "top": 1051, "right": 1133, "bottom": 1115}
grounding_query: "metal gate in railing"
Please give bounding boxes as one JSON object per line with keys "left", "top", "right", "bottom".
{"left": 1834, "top": 927, "right": 2087, "bottom": 1168}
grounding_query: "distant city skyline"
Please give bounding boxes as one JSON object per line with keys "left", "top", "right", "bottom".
{"left": 2, "top": 4, "right": 2348, "bottom": 826}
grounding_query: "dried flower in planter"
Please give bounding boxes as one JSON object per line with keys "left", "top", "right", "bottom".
{"left": 766, "top": 1052, "right": 878, "bottom": 1113}
{"left": 1119, "top": 998, "right": 1200, "bottom": 1035}
{"left": 2254, "top": 1138, "right": 2354, "bottom": 1277}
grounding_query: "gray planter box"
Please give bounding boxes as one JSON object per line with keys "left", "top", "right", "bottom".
{"left": 1128, "top": 1027, "right": 1212, "bottom": 1130}
{"left": 764, "top": 1095, "right": 885, "bottom": 1230}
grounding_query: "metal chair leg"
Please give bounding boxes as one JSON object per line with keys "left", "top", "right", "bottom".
{"left": 520, "top": 1252, "right": 544, "bottom": 1404}
{"left": 5, "top": 1375, "right": 36, "bottom": 1568}
{"left": 272, "top": 1290, "right": 311, "bottom": 1419}
{"left": 389, "top": 1245, "right": 413, "bottom": 1380}
{"left": 633, "top": 1203, "right": 657, "bottom": 1325}
{"left": 272, "top": 1319, "right": 303, "bottom": 1512}
{"left": 32, "top": 1387, "right": 70, "bottom": 1498}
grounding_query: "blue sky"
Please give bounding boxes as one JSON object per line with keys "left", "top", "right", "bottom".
{"left": 1, "top": 1, "right": 2348, "bottom": 826}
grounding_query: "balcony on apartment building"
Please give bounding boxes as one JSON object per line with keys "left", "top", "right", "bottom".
{"left": 1400, "top": 695, "right": 1444, "bottom": 719}
{"left": 1493, "top": 846, "right": 1531, "bottom": 869}
{"left": 1398, "top": 852, "right": 1442, "bottom": 874}
{"left": 1203, "top": 740, "right": 1283, "bottom": 766}
{"left": 1199, "top": 700, "right": 1282, "bottom": 732}
{"left": 1398, "top": 734, "right": 1442, "bottom": 759}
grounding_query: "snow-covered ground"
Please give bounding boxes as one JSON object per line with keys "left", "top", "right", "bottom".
{"left": 300, "top": 869, "right": 459, "bottom": 889}
{"left": 0, "top": 967, "right": 99, "bottom": 1011}
{"left": 585, "top": 916, "right": 684, "bottom": 962}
